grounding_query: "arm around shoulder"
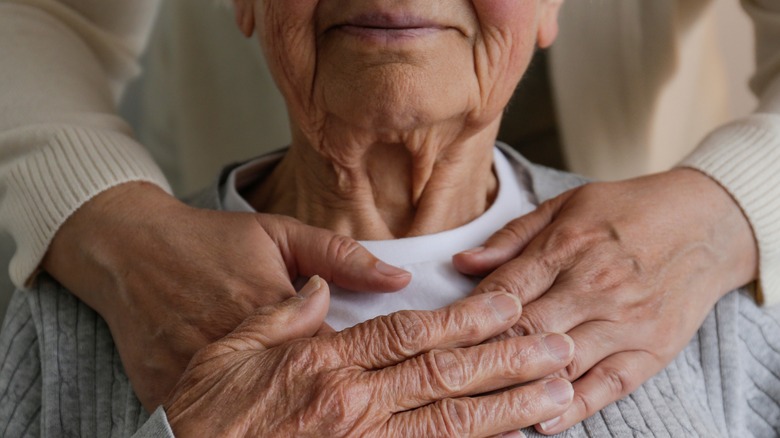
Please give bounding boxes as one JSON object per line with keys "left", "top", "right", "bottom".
{"left": 679, "top": 0, "right": 780, "bottom": 305}
{"left": 0, "top": 0, "right": 170, "bottom": 288}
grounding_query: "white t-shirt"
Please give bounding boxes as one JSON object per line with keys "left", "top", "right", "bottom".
{"left": 222, "top": 148, "right": 537, "bottom": 331}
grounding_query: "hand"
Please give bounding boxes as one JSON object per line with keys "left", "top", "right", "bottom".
{"left": 166, "top": 278, "right": 575, "bottom": 437}
{"left": 43, "top": 182, "right": 411, "bottom": 411}
{"left": 453, "top": 168, "right": 758, "bottom": 434}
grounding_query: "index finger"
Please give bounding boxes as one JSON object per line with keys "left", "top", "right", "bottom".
{"left": 453, "top": 190, "right": 574, "bottom": 276}
{"left": 470, "top": 249, "right": 561, "bottom": 305}
{"left": 373, "top": 333, "right": 574, "bottom": 410}
{"left": 333, "top": 292, "right": 523, "bottom": 370}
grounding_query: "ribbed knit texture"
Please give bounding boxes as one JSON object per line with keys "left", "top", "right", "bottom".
{"left": 681, "top": 115, "right": 780, "bottom": 305}
{"left": 0, "top": 126, "right": 171, "bottom": 289}
{"left": 0, "top": 0, "right": 168, "bottom": 290}
{"left": 2, "top": 155, "right": 780, "bottom": 437}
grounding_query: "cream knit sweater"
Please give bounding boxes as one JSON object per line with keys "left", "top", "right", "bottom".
{"left": 2, "top": 0, "right": 780, "bottom": 303}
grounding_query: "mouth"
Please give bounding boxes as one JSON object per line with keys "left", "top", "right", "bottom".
{"left": 330, "top": 13, "right": 448, "bottom": 40}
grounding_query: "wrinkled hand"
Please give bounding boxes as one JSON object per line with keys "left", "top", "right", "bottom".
{"left": 43, "top": 182, "right": 411, "bottom": 411}
{"left": 166, "top": 278, "right": 575, "bottom": 437}
{"left": 454, "top": 168, "right": 758, "bottom": 434}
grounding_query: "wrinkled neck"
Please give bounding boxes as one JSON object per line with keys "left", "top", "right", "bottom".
{"left": 245, "top": 118, "right": 501, "bottom": 240}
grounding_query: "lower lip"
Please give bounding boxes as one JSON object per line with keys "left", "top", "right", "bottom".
{"left": 337, "top": 25, "right": 444, "bottom": 41}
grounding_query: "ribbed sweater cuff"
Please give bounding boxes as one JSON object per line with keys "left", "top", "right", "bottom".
{"left": 1, "top": 126, "right": 172, "bottom": 289}
{"left": 679, "top": 114, "right": 780, "bottom": 306}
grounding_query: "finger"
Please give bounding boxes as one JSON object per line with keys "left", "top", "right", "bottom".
{"left": 453, "top": 190, "right": 574, "bottom": 276}
{"left": 258, "top": 215, "right": 412, "bottom": 292}
{"left": 548, "top": 321, "right": 621, "bottom": 382}
{"left": 508, "top": 284, "right": 593, "bottom": 336}
{"left": 386, "top": 378, "right": 573, "bottom": 438}
{"left": 335, "top": 292, "right": 523, "bottom": 369}
{"left": 208, "top": 276, "right": 330, "bottom": 356}
{"left": 376, "top": 333, "right": 574, "bottom": 409}
{"left": 535, "top": 352, "right": 656, "bottom": 435}
{"left": 467, "top": 250, "right": 561, "bottom": 305}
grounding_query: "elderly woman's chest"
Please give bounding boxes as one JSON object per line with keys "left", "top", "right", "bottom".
{"left": 326, "top": 261, "right": 479, "bottom": 332}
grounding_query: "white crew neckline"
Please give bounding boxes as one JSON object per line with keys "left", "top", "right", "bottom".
{"left": 222, "top": 147, "right": 534, "bottom": 266}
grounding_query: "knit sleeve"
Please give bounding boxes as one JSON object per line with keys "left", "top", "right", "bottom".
{"left": 680, "top": 0, "right": 780, "bottom": 305}
{"left": 0, "top": 0, "right": 170, "bottom": 288}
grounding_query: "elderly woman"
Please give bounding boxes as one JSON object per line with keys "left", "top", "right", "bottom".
{"left": 2, "top": 1, "right": 780, "bottom": 437}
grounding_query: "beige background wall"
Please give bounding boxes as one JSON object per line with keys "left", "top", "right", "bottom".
{"left": 716, "top": 0, "right": 758, "bottom": 117}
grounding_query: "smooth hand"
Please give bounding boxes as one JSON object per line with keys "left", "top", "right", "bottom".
{"left": 453, "top": 168, "right": 758, "bottom": 434}
{"left": 43, "top": 182, "right": 411, "bottom": 411}
{"left": 166, "top": 279, "right": 576, "bottom": 437}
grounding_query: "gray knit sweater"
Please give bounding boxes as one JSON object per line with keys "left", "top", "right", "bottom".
{"left": 1, "top": 148, "right": 779, "bottom": 437}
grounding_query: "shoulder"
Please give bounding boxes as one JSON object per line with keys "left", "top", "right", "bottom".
{"left": 0, "top": 277, "right": 147, "bottom": 435}
{"left": 497, "top": 142, "right": 590, "bottom": 203}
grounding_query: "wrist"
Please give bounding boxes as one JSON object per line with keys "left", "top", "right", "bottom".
{"left": 667, "top": 168, "right": 759, "bottom": 291}
{"left": 42, "top": 181, "right": 185, "bottom": 319}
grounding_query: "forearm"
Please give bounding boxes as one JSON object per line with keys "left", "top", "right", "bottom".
{"left": 0, "top": 0, "right": 170, "bottom": 288}
{"left": 679, "top": 0, "right": 780, "bottom": 305}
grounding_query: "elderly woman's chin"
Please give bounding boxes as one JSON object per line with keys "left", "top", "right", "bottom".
{"left": 315, "top": 43, "right": 492, "bottom": 134}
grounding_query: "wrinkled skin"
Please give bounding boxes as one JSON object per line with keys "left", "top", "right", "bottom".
{"left": 45, "top": 0, "right": 564, "bottom": 415}
{"left": 165, "top": 282, "right": 576, "bottom": 437}
{"left": 44, "top": 182, "right": 411, "bottom": 410}
{"left": 455, "top": 168, "right": 758, "bottom": 434}
{"left": 242, "top": 0, "right": 562, "bottom": 241}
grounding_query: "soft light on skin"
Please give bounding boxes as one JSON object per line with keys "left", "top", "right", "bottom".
{"left": 246, "top": 0, "right": 562, "bottom": 239}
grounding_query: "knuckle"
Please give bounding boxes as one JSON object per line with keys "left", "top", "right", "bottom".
{"left": 584, "top": 247, "right": 643, "bottom": 292}
{"left": 572, "top": 388, "right": 597, "bottom": 419}
{"left": 561, "top": 354, "right": 582, "bottom": 381}
{"left": 383, "top": 311, "right": 430, "bottom": 355}
{"left": 494, "top": 219, "right": 531, "bottom": 244}
{"left": 584, "top": 266, "right": 623, "bottom": 294}
{"left": 514, "top": 312, "right": 546, "bottom": 337}
{"left": 254, "top": 213, "right": 297, "bottom": 235}
{"left": 543, "top": 225, "right": 586, "bottom": 258}
{"left": 599, "top": 366, "right": 633, "bottom": 399}
{"left": 423, "top": 350, "right": 470, "bottom": 392}
{"left": 441, "top": 305, "right": 483, "bottom": 344}
{"left": 327, "top": 234, "right": 362, "bottom": 264}
{"left": 438, "top": 398, "right": 474, "bottom": 436}
{"left": 484, "top": 275, "right": 527, "bottom": 298}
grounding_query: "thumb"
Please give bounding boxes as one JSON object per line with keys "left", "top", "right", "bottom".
{"left": 453, "top": 190, "right": 573, "bottom": 276}
{"left": 259, "top": 215, "right": 412, "bottom": 292}
{"left": 217, "top": 276, "right": 330, "bottom": 353}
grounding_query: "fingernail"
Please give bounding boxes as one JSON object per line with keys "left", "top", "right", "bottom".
{"left": 543, "top": 334, "right": 573, "bottom": 361}
{"left": 298, "top": 275, "right": 322, "bottom": 298}
{"left": 459, "top": 246, "right": 486, "bottom": 256}
{"left": 488, "top": 293, "right": 521, "bottom": 321}
{"left": 539, "top": 415, "right": 562, "bottom": 432}
{"left": 375, "top": 261, "right": 410, "bottom": 278}
{"left": 545, "top": 379, "right": 573, "bottom": 406}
